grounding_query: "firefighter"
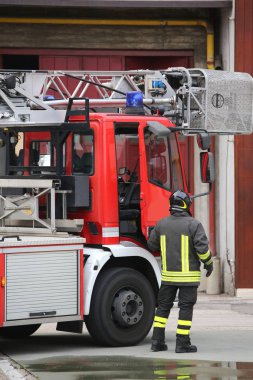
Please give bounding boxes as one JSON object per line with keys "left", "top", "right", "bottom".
{"left": 148, "top": 190, "right": 213, "bottom": 353}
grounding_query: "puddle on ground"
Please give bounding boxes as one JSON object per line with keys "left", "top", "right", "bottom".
{"left": 22, "top": 356, "right": 253, "bottom": 380}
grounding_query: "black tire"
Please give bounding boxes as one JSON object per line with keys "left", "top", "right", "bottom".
{"left": 85, "top": 267, "right": 156, "bottom": 346}
{"left": 0, "top": 324, "right": 41, "bottom": 339}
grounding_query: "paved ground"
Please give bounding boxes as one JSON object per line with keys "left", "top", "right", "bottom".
{"left": 0, "top": 293, "right": 253, "bottom": 379}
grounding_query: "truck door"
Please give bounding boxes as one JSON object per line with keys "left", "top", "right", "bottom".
{"left": 138, "top": 121, "right": 185, "bottom": 239}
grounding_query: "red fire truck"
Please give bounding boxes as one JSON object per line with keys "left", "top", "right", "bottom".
{"left": 0, "top": 68, "right": 251, "bottom": 346}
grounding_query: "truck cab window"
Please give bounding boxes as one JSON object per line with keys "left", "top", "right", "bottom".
{"left": 145, "top": 132, "right": 183, "bottom": 191}
{"left": 72, "top": 133, "right": 94, "bottom": 175}
{"left": 115, "top": 129, "right": 142, "bottom": 238}
{"left": 170, "top": 134, "right": 184, "bottom": 191}
{"left": 29, "top": 140, "right": 64, "bottom": 174}
{"left": 6, "top": 132, "right": 24, "bottom": 175}
{"left": 115, "top": 133, "right": 139, "bottom": 184}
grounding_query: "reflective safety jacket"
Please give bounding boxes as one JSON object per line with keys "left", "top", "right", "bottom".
{"left": 148, "top": 211, "right": 212, "bottom": 286}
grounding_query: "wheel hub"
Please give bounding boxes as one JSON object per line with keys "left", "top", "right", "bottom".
{"left": 112, "top": 289, "right": 144, "bottom": 327}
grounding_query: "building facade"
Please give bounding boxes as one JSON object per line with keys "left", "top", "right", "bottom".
{"left": 0, "top": 0, "right": 252, "bottom": 295}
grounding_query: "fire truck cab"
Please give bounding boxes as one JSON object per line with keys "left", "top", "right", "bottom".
{"left": 0, "top": 105, "right": 188, "bottom": 345}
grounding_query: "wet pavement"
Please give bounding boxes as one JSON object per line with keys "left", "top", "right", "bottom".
{"left": 21, "top": 355, "right": 253, "bottom": 380}
{"left": 1, "top": 294, "right": 253, "bottom": 379}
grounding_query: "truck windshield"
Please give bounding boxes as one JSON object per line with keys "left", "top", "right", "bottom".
{"left": 144, "top": 132, "right": 183, "bottom": 191}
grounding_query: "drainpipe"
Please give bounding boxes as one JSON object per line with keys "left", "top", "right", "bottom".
{"left": 220, "top": 0, "right": 235, "bottom": 295}
{"left": 0, "top": 18, "right": 214, "bottom": 69}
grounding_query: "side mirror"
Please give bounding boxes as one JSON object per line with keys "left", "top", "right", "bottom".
{"left": 197, "top": 133, "right": 211, "bottom": 150}
{"left": 200, "top": 152, "right": 214, "bottom": 183}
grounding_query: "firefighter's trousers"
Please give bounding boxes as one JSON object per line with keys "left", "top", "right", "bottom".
{"left": 152, "top": 284, "right": 198, "bottom": 342}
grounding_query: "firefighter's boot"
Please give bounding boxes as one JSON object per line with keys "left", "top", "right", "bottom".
{"left": 151, "top": 340, "right": 168, "bottom": 352}
{"left": 175, "top": 335, "right": 197, "bottom": 353}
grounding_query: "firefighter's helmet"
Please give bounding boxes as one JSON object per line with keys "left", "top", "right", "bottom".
{"left": 169, "top": 190, "right": 192, "bottom": 213}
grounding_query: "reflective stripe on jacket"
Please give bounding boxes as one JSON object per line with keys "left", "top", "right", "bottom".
{"left": 147, "top": 211, "right": 212, "bottom": 286}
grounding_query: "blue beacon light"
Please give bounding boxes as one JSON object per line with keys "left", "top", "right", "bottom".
{"left": 125, "top": 91, "right": 145, "bottom": 115}
{"left": 43, "top": 95, "right": 55, "bottom": 101}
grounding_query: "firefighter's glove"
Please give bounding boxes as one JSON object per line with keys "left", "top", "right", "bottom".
{"left": 204, "top": 262, "right": 213, "bottom": 277}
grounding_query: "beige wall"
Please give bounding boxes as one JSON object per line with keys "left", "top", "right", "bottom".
{"left": 0, "top": 24, "right": 207, "bottom": 67}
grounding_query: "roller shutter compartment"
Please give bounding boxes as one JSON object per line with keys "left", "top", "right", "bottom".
{"left": 6, "top": 251, "right": 79, "bottom": 321}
